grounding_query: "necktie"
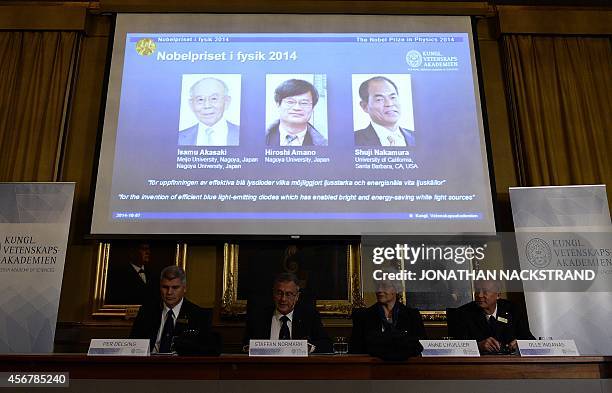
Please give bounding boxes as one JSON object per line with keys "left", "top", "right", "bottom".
{"left": 137, "top": 268, "right": 146, "bottom": 284}
{"left": 159, "top": 309, "right": 175, "bottom": 353}
{"left": 204, "top": 127, "right": 214, "bottom": 145}
{"left": 279, "top": 315, "right": 290, "bottom": 340}
{"left": 286, "top": 134, "right": 298, "bottom": 146}
{"left": 488, "top": 315, "right": 497, "bottom": 335}
{"left": 387, "top": 135, "right": 396, "bottom": 146}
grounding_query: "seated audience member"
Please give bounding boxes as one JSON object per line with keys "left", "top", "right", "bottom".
{"left": 453, "top": 279, "right": 535, "bottom": 354}
{"left": 130, "top": 265, "right": 220, "bottom": 355}
{"left": 350, "top": 280, "right": 426, "bottom": 359}
{"left": 243, "top": 272, "right": 332, "bottom": 353}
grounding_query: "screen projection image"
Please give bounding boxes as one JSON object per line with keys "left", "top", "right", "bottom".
{"left": 91, "top": 14, "right": 495, "bottom": 235}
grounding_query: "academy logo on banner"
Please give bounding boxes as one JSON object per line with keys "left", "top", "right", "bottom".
{"left": 0, "top": 183, "right": 75, "bottom": 353}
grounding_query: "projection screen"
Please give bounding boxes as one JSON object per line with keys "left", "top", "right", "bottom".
{"left": 91, "top": 14, "right": 495, "bottom": 235}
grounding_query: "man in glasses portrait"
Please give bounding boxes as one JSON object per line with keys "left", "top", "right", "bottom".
{"left": 265, "top": 79, "right": 328, "bottom": 146}
{"left": 178, "top": 77, "right": 240, "bottom": 146}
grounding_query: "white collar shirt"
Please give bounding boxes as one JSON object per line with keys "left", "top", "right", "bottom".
{"left": 130, "top": 263, "right": 146, "bottom": 283}
{"left": 196, "top": 118, "right": 229, "bottom": 146}
{"left": 371, "top": 122, "right": 406, "bottom": 147}
{"left": 279, "top": 124, "right": 307, "bottom": 146}
{"left": 486, "top": 304, "right": 498, "bottom": 321}
{"left": 270, "top": 309, "right": 294, "bottom": 340}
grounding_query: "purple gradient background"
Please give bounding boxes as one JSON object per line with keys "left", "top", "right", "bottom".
{"left": 108, "top": 33, "right": 490, "bottom": 225}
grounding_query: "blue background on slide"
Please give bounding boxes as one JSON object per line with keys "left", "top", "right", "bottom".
{"left": 109, "top": 33, "right": 489, "bottom": 222}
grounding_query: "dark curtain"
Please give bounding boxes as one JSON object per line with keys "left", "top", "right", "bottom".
{"left": 502, "top": 35, "right": 611, "bottom": 194}
{"left": 0, "top": 31, "right": 79, "bottom": 181}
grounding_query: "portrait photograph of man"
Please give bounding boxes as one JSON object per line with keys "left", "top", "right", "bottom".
{"left": 177, "top": 74, "right": 241, "bottom": 146}
{"left": 265, "top": 74, "right": 328, "bottom": 147}
{"left": 104, "top": 242, "right": 176, "bottom": 305}
{"left": 352, "top": 74, "right": 415, "bottom": 147}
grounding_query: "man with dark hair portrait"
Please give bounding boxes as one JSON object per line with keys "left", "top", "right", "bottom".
{"left": 355, "top": 76, "right": 415, "bottom": 147}
{"left": 179, "top": 77, "right": 240, "bottom": 146}
{"left": 452, "top": 279, "right": 535, "bottom": 354}
{"left": 265, "top": 79, "right": 327, "bottom": 146}
{"left": 243, "top": 272, "right": 332, "bottom": 353}
{"left": 106, "top": 243, "right": 157, "bottom": 305}
{"left": 130, "top": 265, "right": 220, "bottom": 355}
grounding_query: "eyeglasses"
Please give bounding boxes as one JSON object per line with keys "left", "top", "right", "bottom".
{"left": 273, "top": 290, "right": 298, "bottom": 299}
{"left": 192, "top": 95, "right": 224, "bottom": 106}
{"left": 281, "top": 98, "right": 313, "bottom": 108}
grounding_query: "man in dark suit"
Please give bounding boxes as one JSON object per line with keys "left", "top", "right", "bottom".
{"left": 453, "top": 279, "right": 535, "bottom": 354}
{"left": 130, "top": 265, "right": 220, "bottom": 355}
{"left": 350, "top": 280, "right": 426, "bottom": 357}
{"left": 354, "top": 76, "right": 415, "bottom": 147}
{"left": 265, "top": 79, "right": 327, "bottom": 146}
{"left": 106, "top": 243, "right": 157, "bottom": 305}
{"left": 243, "top": 272, "right": 332, "bottom": 353}
{"left": 178, "top": 77, "right": 240, "bottom": 146}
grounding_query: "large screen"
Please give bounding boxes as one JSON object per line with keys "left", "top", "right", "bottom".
{"left": 91, "top": 14, "right": 495, "bottom": 235}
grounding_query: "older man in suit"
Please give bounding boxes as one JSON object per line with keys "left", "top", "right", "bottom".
{"left": 243, "top": 272, "right": 332, "bottom": 353}
{"left": 178, "top": 77, "right": 240, "bottom": 146}
{"left": 354, "top": 76, "right": 415, "bottom": 147}
{"left": 453, "top": 279, "right": 535, "bottom": 354}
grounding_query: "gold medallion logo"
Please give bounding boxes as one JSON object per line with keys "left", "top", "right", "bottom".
{"left": 135, "top": 38, "right": 156, "bottom": 56}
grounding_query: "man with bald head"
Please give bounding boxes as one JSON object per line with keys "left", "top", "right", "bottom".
{"left": 354, "top": 76, "right": 415, "bottom": 147}
{"left": 179, "top": 77, "right": 240, "bottom": 146}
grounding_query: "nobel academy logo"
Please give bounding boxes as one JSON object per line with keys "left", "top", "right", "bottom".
{"left": 525, "top": 238, "right": 552, "bottom": 268}
{"left": 405, "top": 50, "right": 423, "bottom": 68}
{"left": 135, "top": 38, "right": 156, "bottom": 56}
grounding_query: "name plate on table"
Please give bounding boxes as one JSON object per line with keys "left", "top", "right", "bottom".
{"left": 419, "top": 340, "right": 480, "bottom": 357}
{"left": 87, "top": 339, "right": 150, "bottom": 356}
{"left": 249, "top": 340, "right": 308, "bottom": 357}
{"left": 517, "top": 340, "right": 579, "bottom": 356}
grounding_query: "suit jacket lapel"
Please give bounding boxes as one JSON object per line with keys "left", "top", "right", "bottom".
{"left": 149, "top": 303, "right": 163, "bottom": 348}
{"left": 495, "top": 302, "right": 512, "bottom": 341}
{"left": 366, "top": 124, "right": 383, "bottom": 146}
{"left": 302, "top": 129, "right": 313, "bottom": 146}
{"left": 174, "top": 300, "right": 191, "bottom": 336}
{"left": 259, "top": 306, "right": 274, "bottom": 339}
{"left": 476, "top": 311, "right": 491, "bottom": 336}
{"left": 291, "top": 308, "right": 304, "bottom": 339}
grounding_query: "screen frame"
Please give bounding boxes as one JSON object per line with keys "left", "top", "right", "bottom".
{"left": 88, "top": 13, "right": 498, "bottom": 239}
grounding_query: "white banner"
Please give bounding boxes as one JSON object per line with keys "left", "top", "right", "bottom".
{"left": 0, "top": 183, "right": 75, "bottom": 353}
{"left": 510, "top": 185, "right": 612, "bottom": 355}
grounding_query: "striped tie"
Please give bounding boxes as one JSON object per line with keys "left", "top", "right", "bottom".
{"left": 286, "top": 134, "right": 299, "bottom": 145}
